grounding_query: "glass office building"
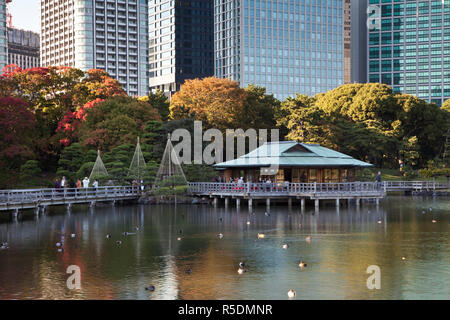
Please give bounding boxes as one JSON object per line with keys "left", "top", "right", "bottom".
{"left": 0, "top": 1, "right": 7, "bottom": 70}
{"left": 149, "top": 0, "right": 214, "bottom": 97}
{"left": 215, "top": 0, "right": 346, "bottom": 100}
{"left": 368, "top": 0, "right": 450, "bottom": 105}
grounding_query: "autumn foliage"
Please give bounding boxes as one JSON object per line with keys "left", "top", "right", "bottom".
{"left": 0, "top": 97, "right": 36, "bottom": 168}
{"left": 169, "top": 77, "right": 278, "bottom": 130}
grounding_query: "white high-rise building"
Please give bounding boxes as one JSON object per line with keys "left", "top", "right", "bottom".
{"left": 41, "top": 0, "right": 149, "bottom": 97}
{"left": 0, "top": 1, "right": 7, "bottom": 70}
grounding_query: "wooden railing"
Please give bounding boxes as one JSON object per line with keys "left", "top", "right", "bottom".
{"left": 383, "top": 180, "right": 449, "bottom": 190}
{"left": 0, "top": 186, "right": 139, "bottom": 205}
{"left": 187, "top": 182, "right": 385, "bottom": 195}
{"left": 187, "top": 180, "right": 449, "bottom": 196}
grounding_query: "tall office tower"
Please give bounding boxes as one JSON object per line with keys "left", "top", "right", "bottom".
{"left": 40, "top": 0, "right": 149, "bottom": 97}
{"left": 215, "top": 0, "right": 345, "bottom": 100}
{"left": 367, "top": 0, "right": 450, "bottom": 105}
{"left": 148, "top": 0, "right": 214, "bottom": 97}
{"left": 350, "top": 0, "right": 367, "bottom": 83}
{"left": 344, "top": 0, "right": 351, "bottom": 83}
{"left": 0, "top": 1, "right": 7, "bottom": 70}
{"left": 7, "top": 28, "right": 40, "bottom": 69}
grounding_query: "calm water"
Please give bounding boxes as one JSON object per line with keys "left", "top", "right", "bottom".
{"left": 0, "top": 196, "right": 449, "bottom": 300}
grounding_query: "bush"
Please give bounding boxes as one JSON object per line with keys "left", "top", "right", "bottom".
{"left": 19, "top": 160, "right": 42, "bottom": 186}
{"left": 154, "top": 185, "right": 187, "bottom": 196}
{"left": 76, "top": 162, "right": 94, "bottom": 179}
{"left": 157, "top": 174, "right": 187, "bottom": 187}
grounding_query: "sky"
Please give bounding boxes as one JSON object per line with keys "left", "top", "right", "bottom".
{"left": 8, "top": 0, "right": 41, "bottom": 33}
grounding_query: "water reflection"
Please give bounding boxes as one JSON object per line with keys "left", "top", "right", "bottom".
{"left": 0, "top": 196, "right": 449, "bottom": 300}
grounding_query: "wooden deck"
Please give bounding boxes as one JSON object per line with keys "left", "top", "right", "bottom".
{"left": 188, "top": 182, "right": 386, "bottom": 200}
{"left": 188, "top": 180, "right": 449, "bottom": 208}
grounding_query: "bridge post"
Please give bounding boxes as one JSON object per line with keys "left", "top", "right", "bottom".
{"left": 34, "top": 207, "right": 40, "bottom": 216}
{"left": 356, "top": 198, "right": 360, "bottom": 207}
{"left": 248, "top": 198, "right": 253, "bottom": 209}
{"left": 288, "top": 198, "right": 292, "bottom": 208}
{"left": 213, "top": 197, "right": 218, "bottom": 208}
{"left": 236, "top": 198, "right": 240, "bottom": 208}
{"left": 335, "top": 199, "right": 340, "bottom": 207}
{"left": 224, "top": 198, "right": 229, "bottom": 207}
{"left": 12, "top": 208, "right": 19, "bottom": 219}
{"left": 315, "top": 199, "right": 319, "bottom": 210}
{"left": 376, "top": 198, "right": 379, "bottom": 206}
{"left": 301, "top": 198, "right": 305, "bottom": 211}
{"left": 266, "top": 198, "right": 270, "bottom": 209}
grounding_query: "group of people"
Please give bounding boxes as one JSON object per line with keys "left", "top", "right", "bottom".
{"left": 131, "top": 179, "right": 145, "bottom": 191}
{"left": 213, "top": 176, "right": 275, "bottom": 185}
{"left": 54, "top": 176, "right": 98, "bottom": 189}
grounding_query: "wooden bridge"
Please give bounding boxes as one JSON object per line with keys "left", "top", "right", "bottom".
{"left": 0, "top": 180, "right": 447, "bottom": 215}
{"left": 0, "top": 186, "right": 140, "bottom": 215}
{"left": 382, "top": 180, "right": 449, "bottom": 192}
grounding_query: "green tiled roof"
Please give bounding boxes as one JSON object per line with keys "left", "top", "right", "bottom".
{"left": 213, "top": 141, "right": 373, "bottom": 168}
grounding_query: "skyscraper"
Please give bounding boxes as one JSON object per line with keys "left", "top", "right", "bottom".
{"left": 350, "top": 0, "right": 367, "bottom": 83}
{"left": 0, "top": 1, "right": 7, "bottom": 70}
{"left": 215, "top": 0, "right": 345, "bottom": 100}
{"left": 148, "top": 0, "right": 214, "bottom": 97}
{"left": 8, "top": 28, "right": 40, "bottom": 69}
{"left": 40, "top": 0, "right": 149, "bottom": 97}
{"left": 367, "top": 0, "right": 450, "bottom": 105}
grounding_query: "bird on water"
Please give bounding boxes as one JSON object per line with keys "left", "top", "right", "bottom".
{"left": 287, "top": 289, "right": 296, "bottom": 298}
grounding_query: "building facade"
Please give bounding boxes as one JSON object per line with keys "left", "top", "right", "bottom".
{"left": 367, "top": 0, "right": 450, "bottom": 105}
{"left": 214, "top": 0, "right": 346, "bottom": 100}
{"left": 7, "top": 28, "right": 40, "bottom": 69}
{"left": 0, "top": 1, "right": 7, "bottom": 70}
{"left": 148, "top": 0, "right": 214, "bottom": 97}
{"left": 41, "top": 0, "right": 149, "bottom": 97}
{"left": 350, "top": 0, "right": 367, "bottom": 83}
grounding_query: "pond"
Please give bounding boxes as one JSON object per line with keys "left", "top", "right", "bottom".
{"left": 0, "top": 196, "right": 448, "bottom": 300}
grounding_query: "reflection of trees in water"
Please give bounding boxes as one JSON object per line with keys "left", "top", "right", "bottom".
{"left": 1, "top": 197, "right": 448, "bottom": 299}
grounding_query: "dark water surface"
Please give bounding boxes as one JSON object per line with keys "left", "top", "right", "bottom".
{"left": 0, "top": 196, "right": 448, "bottom": 300}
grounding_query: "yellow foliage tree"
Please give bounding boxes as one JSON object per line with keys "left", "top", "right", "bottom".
{"left": 169, "top": 77, "right": 247, "bottom": 130}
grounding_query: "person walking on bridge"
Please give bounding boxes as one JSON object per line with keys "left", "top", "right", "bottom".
{"left": 375, "top": 171, "right": 382, "bottom": 189}
{"left": 83, "top": 177, "right": 90, "bottom": 188}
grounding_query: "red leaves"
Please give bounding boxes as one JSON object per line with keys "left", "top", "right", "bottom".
{"left": 1, "top": 64, "right": 22, "bottom": 78}
{"left": 0, "top": 97, "right": 36, "bottom": 161}
{"left": 56, "top": 98, "right": 105, "bottom": 146}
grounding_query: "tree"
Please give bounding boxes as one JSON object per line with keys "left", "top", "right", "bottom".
{"left": 399, "top": 136, "right": 420, "bottom": 168}
{"left": 19, "top": 160, "right": 42, "bottom": 187}
{"left": 240, "top": 85, "right": 280, "bottom": 129}
{"left": 442, "top": 99, "right": 450, "bottom": 112}
{"left": 0, "top": 97, "right": 36, "bottom": 169}
{"left": 0, "top": 66, "right": 126, "bottom": 173}
{"left": 73, "top": 69, "right": 125, "bottom": 107}
{"left": 278, "top": 83, "right": 447, "bottom": 167}
{"left": 395, "top": 94, "right": 448, "bottom": 166}
{"left": 139, "top": 90, "right": 170, "bottom": 121}
{"left": 62, "top": 96, "right": 161, "bottom": 151}
{"left": 169, "top": 77, "right": 247, "bottom": 130}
